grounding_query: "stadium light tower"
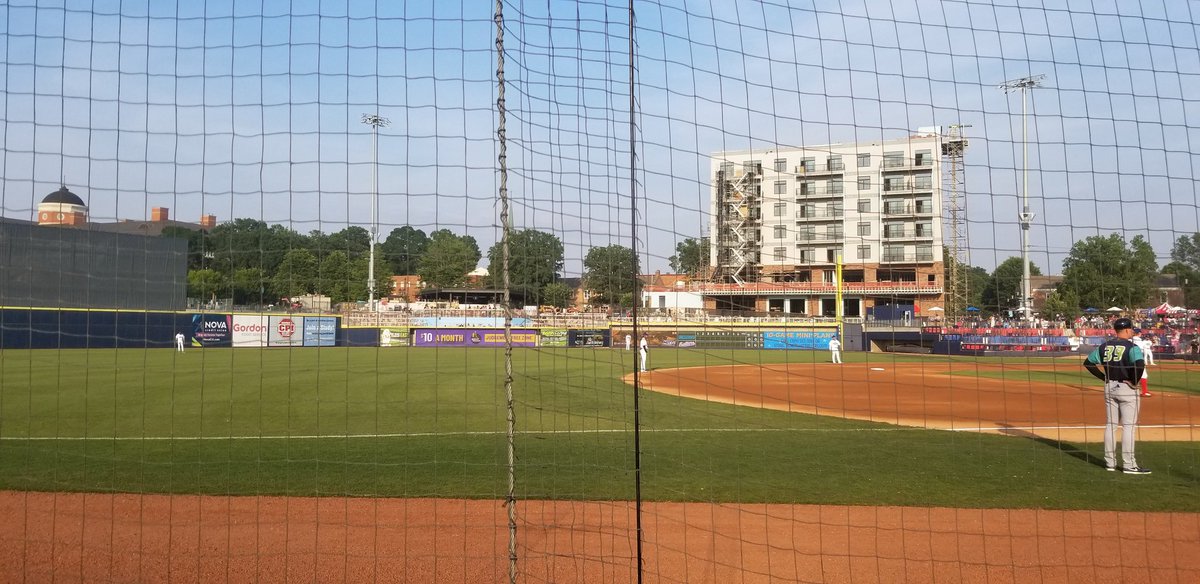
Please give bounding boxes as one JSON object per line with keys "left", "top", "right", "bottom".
{"left": 999, "top": 74, "right": 1044, "bottom": 321}
{"left": 361, "top": 113, "right": 390, "bottom": 312}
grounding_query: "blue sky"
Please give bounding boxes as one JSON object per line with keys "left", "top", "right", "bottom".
{"left": 3, "top": 0, "right": 1199, "bottom": 275}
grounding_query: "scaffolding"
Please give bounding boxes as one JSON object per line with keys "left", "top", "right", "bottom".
{"left": 941, "top": 125, "right": 970, "bottom": 321}
{"left": 715, "top": 162, "right": 761, "bottom": 284}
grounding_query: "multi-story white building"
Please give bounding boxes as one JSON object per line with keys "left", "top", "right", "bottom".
{"left": 706, "top": 129, "right": 949, "bottom": 318}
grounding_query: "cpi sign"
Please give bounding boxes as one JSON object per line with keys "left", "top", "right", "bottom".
{"left": 268, "top": 316, "right": 304, "bottom": 346}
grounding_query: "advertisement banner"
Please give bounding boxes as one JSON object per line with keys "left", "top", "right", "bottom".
{"left": 190, "top": 314, "right": 232, "bottom": 347}
{"left": 379, "top": 326, "right": 410, "bottom": 347}
{"left": 762, "top": 330, "right": 837, "bottom": 350}
{"left": 612, "top": 328, "right": 764, "bottom": 349}
{"left": 268, "top": 316, "right": 305, "bottom": 346}
{"left": 412, "top": 328, "right": 538, "bottom": 347}
{"left": 541, "top": 328, "right": 568, "bottom": 347}
{"left": 232, "top": 315, "right": 268, "bottom": 347}
{"left": 302, "top": 317, "right": 338, "bottom": 346}
{"left": 568, "top": 329, "right": 610, "bottom": 347}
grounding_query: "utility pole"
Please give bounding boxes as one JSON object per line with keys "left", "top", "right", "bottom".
{"left": 999, "top": 74, "right": 1044, "bottom": 320}
{"left": 361, "top": 113, "right": 390, "bottom": 311}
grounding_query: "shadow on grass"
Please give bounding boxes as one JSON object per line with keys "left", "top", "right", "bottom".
{"left": 995, "top": 423, "right": 1109, "bottom": 469}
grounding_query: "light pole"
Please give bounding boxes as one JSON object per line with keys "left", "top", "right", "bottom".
{"left": 999, "top": 74, "right": 1044, "bottom": 321}
{"left": 361, "top": 113, "right": 390, "bottom": 311}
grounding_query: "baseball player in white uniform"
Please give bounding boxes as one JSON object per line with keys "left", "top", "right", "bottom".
{"left": 175, "top": 332, "right": 186, "bottom": 352}
{"left": 829, "top": 335, "right": 842, "bottom": 364}
{"left": 1133, "top": 331, "right": 1154, "bottom": 397}
{"left": 639, "top": 334, "right": 649, "bottom": 371}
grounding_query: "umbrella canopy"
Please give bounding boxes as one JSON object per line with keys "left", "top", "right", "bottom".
{"left": 927, "top": 306, "right": 944, "bottom": 312}
{"left": 1106, "top": 306, "right": 1124, "bottom": 313}
{"left": 966, "top": 306, "right": 980, "bottom": 312}
{"left": 1084, "top": 307, "right": 1099, "bottom": 313}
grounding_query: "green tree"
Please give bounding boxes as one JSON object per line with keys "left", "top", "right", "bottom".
{"left": 1040, "top": 287, "right": 1081, "bottom": 320}
{"left": 187, "top": 269, "right": 225, "bottom": 302}
{"left": 381, "top": 226, "right": 429, "bottom": 275}
{"left": 980, "top": 257, "right": 1042, "bottom": 313}
{"left": 1170, "top": 233, "right": 1200, "bottom": 271}
{"left": 348, "top": 256, "right": 394, "bottom": 303}
{"left": 541, "top": 282, "right": 573, "bottom": 309}
{"left": 317, "top": 251, "right": 353, "bottom": 303}
{"left": 271, "top": 249, "right": 318, "bottom": 299}
{"left": 207, "top": 219, "right": 305, "bottom": 277}
{"left": 583, "top": 244, "right": 639, "bottom": 306}
{"left": 485, "top": 229, "right": 565, "bottom": 303}
{"left": 230, "top": 268, "right": 267, "bottom": 305}
{"left": 942, "top": 248, "right": 990, "bottom": 314}
{"left": 1162, "top": 261, "right": 1200, "bottom": 307}
{"left": 418, "top": 230, "right": 480, "bottom": 288}
{"left": 1059, "top": 234, "right": 1158, "bottom": 310}
{"left": 668, "top": 237, "right": 710, "bottom": 277}
{"left": 323, "top": 226, "right": 371, "bottom": 260}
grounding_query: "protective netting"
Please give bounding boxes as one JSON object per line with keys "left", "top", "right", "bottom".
{"left": 2, "top": 1, "right": 1199, "bottom": 582}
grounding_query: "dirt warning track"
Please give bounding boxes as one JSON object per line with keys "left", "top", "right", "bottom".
{"left": 633, "top": 361, "right": 1200, "bottom": 443}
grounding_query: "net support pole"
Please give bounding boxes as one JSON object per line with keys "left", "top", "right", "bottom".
{"left": 494, "top": 2, "right": 517, "bottom": 583}
{"left": 627, "top": 1, "right": 644, "bottom": 581}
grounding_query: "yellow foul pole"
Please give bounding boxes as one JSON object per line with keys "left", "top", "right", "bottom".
{"left": 835, "top": 253, "right": 843, "bottom": 339}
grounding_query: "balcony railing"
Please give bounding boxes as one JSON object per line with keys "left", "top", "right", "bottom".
{"left": 881, "top": 252, "right": 936, "bottom": 263}
{"left": 794, "top": 162, "right": 845, "bottom": 174}
{"left": 880, "top": 157, "right": 934, "bottom": 170}
{"left": 795, "top": 187, "right": 845, "bottom": 198}
{"left": 795, "top": 210, "right": 844, "bottom": 219}
{"left": 882, "top": 204, "right": 935, "bottom": 216}
{"left": 881, "top": 181, "right": 934, "bottom": 194}
{"left": 795, "top": 232, "right": 843, "bottom": 243}
{"left": 883, "top": 229, "right": 935, "bottom": 240}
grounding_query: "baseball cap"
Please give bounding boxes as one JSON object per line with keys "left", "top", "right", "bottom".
{"left": 1113, "top": 318, "right": 1133, "bottom": 331}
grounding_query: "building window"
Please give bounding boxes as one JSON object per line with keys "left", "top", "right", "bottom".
{"left": 798, "top": 157, "right": 815, "bottom": 172}
{"left": 720, "top": 161, "right": 735, "bottom": 175}
{"left": 827, "top": 156, "right": 844, "bottom": 171}
{"left": 857, "top": 153, "right": 871, "bottom": 168}
{"left": 823, "top": 269, "right": 836, "bottom": 283}
{"left": 797, "top": 225, "right": 815, "bottom": 241}
{"left": 829, "top": 178, "right": 843, "bottom": 194}
{"left": 858, "top": 176, "right": 871, "bottom": 191}
{"left": 914, "top": 174, "right": 933, "bottom": 190}
{"left": 883, "top": 151, "right": 904, "bottom": 168}
{"left": 914, "top": 149, "right": 932, "bottom": 166}
{"left": 916, "top": 222, "right": 932, "bottom": 237}
{"left": 857, "top": 245, "right": 871, "bottom": 259}
{"left": 827, "top": 225, "right": 843, "bottom": 240}
{"left": 798, "top": 249, "right": 814, "bottom": 263}
{"left": 883, "top": 245, "right": 904, "bottom": 261}
{"left": 798, "top": 203, "right": 815, "bottom": 218}
{"left": 916, "top": 199, "right": 932, "bottom": 214}
{"left": 775, "top": 180, "right": 787, "bottom": 195}
{"left": 857, "top": 199, "right": 871, "bottom": 213}
{"left": 917, "top": 244, "right": 934, "bottom": 261}
{"left": 773, "top": 247, "right": 787, "bottom": 261}
{"left": 774, "top": 225, "right": 787, "bottom": 239}
{"left": 773, "top": 202, "right": 787, "bottom": 217}
{"left": 774, "top": 158, "right": 787, "bottom": 173}
{"left": 857, "top": 222, "right": 871, "bottom": 236}
{"left": 743, "top": 160, "right": 761, "bottom": 174}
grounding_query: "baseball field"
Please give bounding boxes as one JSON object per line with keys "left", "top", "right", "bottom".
{"left": 2, "top": 347, "right": 1199, "bottom": 582}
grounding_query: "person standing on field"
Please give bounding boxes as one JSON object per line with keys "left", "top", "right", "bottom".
{"left": 175, "top": 332, "right": 186, "bottom": 352}
{"left": 639, "top": 333, "right": 649, "bottom": 372}
{"left": 1132, "top": 330, "right": 1155, "bottom": 397}
{"left": 1084, "top": 317, "right": 1150, "bottom": 474}
{"left": 625, "top": 333, "right": 632, "bottom": 351}
{"left": 828, "top": 334, "right": 842, "bottom": 364}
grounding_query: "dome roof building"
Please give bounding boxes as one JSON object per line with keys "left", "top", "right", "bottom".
{"left": 37, "top": 186, "right": 88, "bottom": 226}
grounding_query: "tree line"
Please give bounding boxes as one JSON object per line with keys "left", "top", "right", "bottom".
{"left": 167, "top": 221, "right": 643, "bottom": 307}
{"left": 949, "top": 233, "right": 1196, "bottom": 319}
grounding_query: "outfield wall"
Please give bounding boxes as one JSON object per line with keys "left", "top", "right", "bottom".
{"left": 0, "top": 308, "right": 339, "bottom": 349}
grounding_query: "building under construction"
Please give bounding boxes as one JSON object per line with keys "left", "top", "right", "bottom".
{"left": 706, "top": 128, "right": 963, "bottom": 318}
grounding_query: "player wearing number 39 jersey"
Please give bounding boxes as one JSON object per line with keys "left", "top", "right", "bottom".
{"left": 1083, "top": 317, "right": 1149, "bottom": 474}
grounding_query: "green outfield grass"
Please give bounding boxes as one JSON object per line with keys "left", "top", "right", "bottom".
{"left": 0, "top": 347, "right": 1197, "bottom": 511}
